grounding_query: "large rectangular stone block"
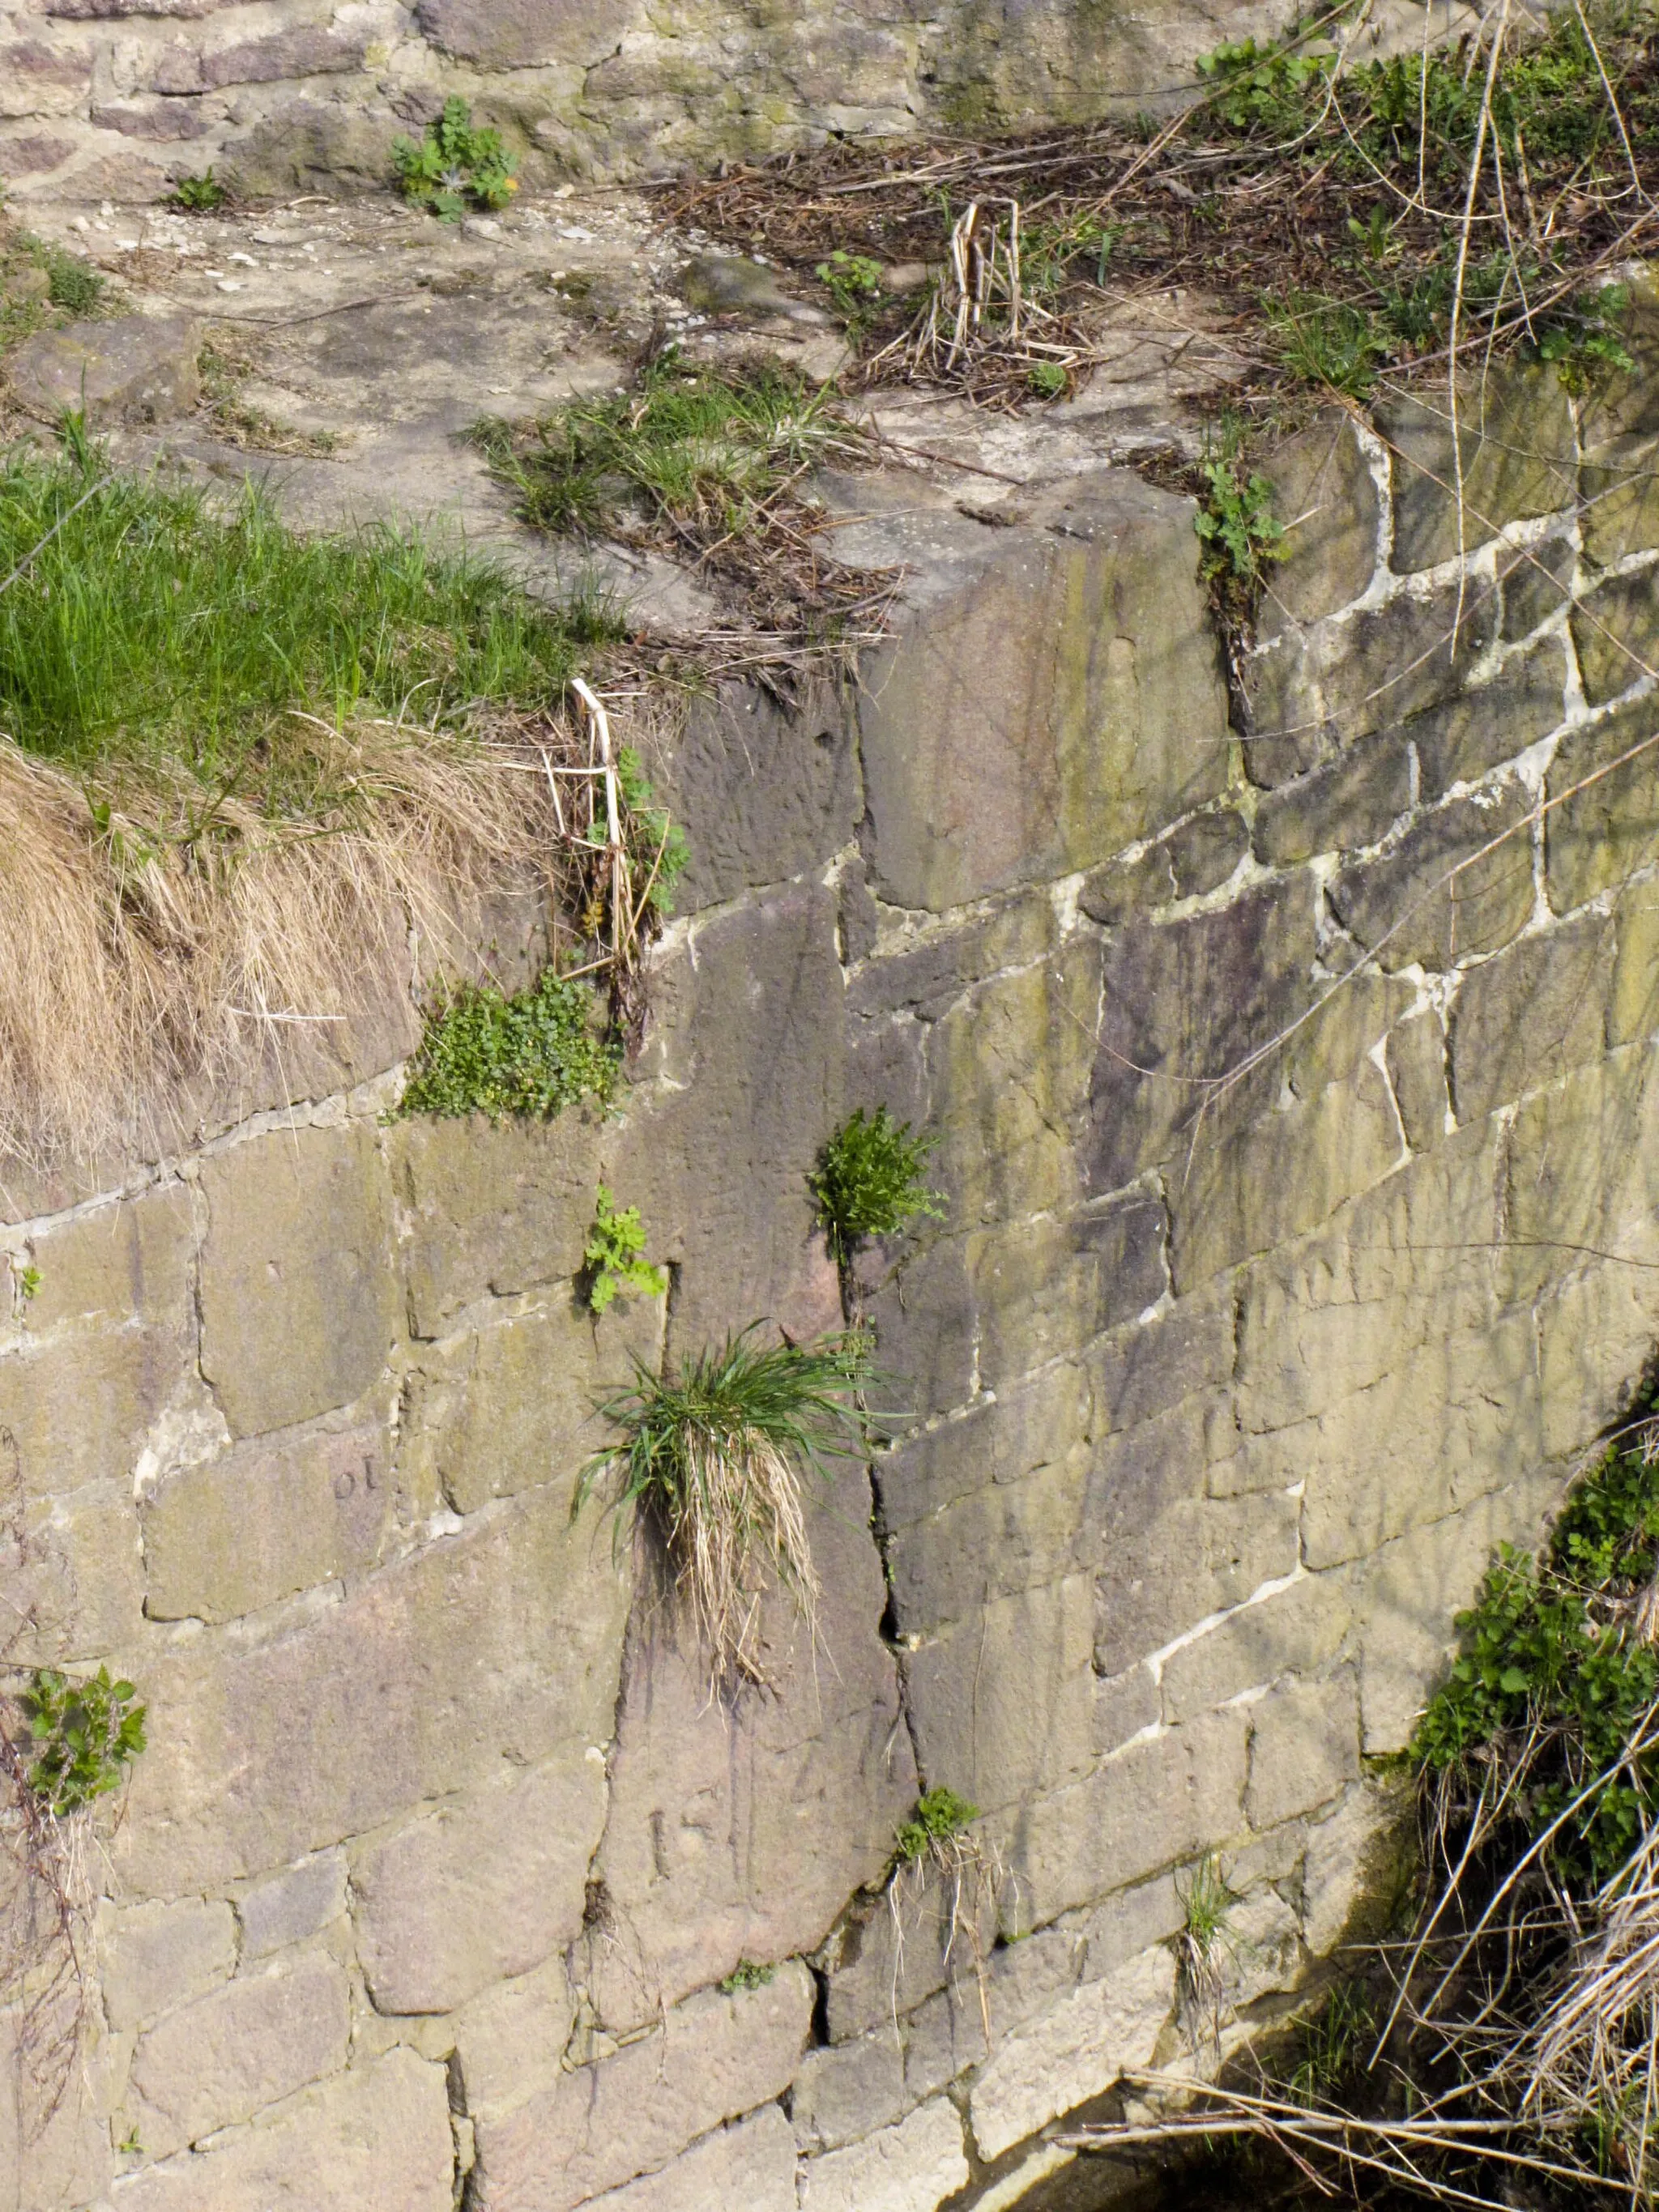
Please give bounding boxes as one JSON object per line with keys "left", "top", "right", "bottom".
{"left": 0, "top": 1316, "right": 191, "bottom": 1503}
{"left": 1572, "top": 567, "right": 1659, "bottom": 705}
{"left": 1244, "top": 1671, "right": 1361, "bottom": 1828}
{"left": 352, "top": 1750, "right": 606, "bottom": 2014}
{"left": 857, "top": 474, "right": 1226, "bottom": 911}
{"left": 199, "top": 1123, "right": 399, "bottom": 1438}
{"left": 887, "top": 1450, "right": 1089, "bottom": 1630}
{"left": 471, "top": 1967, "right": 811, "bottom": 2211}
{"left": 1094, "top": 1487, "right": 1299, "bottom": 1677}
{"left": 114, "top": 1482, "right": 629, "bottom": 1890}
{"left": 1377, "top": 366, "right": 1576, "bottom": 573}
{"left": 576, "top": 2107, "right": 798, "bottom": 2212}
{"left": 1159, "top": 1570, "right": 1351, "bottom": 1723}
{"left": 1409, "top": 641, "right": 1566, "bottom": 797}
{"left": 1448, "top": 912, "right": 1614, "bottom": 1125}
{"left": 966, "top": 1192, "right": 1166, "bottom": 1387}
{"left": 800, "top": 2096, "right": 969, "bottom": 2212}
{"left": 1257, "top": 410, "right": 1380, "bottom": 631}
{"left": 100, "top": 1898, "right": 237, "bottom": 2033}
{"left": 1329, "top": 779, "right": 1536, "bottom": 972}
{"left": 1545, "top": 696, "right": 1659, "bottom": 912}
{"left": 1501, "top": 1043, "right": 1659, "bottom": 1304}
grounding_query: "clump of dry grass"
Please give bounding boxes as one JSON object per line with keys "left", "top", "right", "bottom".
{"left": 578, "top": 1326, "right": 874, "bottom": 1690}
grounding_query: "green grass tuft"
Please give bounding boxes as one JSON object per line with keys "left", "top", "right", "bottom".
{"left": 0, "top": 452, "right": 619, "bottom": 796}
{"left": 398, "top": 970, "right": 620, "bottom": 1123}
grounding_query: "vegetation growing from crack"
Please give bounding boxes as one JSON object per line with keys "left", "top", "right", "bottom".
{"left": 810, "top": 1106, "right": 945, "bottom": 1272}
{"left": 18, "top": 1666, "right": 146, "bottom": 1816}
{"left": 578, "top": 1324, "right": 875, "bottom": 1689}
{"left": 580, "top": 1185, "right": 667, "bottom": 1315}
{"left": 1173, "top": 1852, "right": 1240, "bottom": 2057}
{"left": 167, "top": 168, "right": 228, "bottom": 213}
{"left": 1193, "top": 420, "right": 1287, "bottom": 637}
{"left": 469, "top": 353, "right": 896, "bottom": 676}
{"left": 392, "top": 96, "right": 518, "bottom": 219}
{"left": 718, "top": 1958, "right": 776, "bottom": 1993}
{"left": 893, "top": 1785, "right": 979, "bottom": 1865}
{"left": 1068, "top": 1383, "right": 1659, "bottom": 2207}
{"left": 399, "top": 971, "right": 620, "bottom": 1123}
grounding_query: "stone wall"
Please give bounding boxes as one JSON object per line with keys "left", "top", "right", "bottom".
{"left": 0, "top": 0, "right": 1295, "bottom": 202}
{"left": 9, "top": 344, "right": 1659, "bottom": 2210}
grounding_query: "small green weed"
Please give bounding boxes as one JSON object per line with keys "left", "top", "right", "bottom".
{"left": 168, "top": 169, "right": 227, "bottom": 212}
{"left": 719, "top": 1958, "right": 776, "bottom": 1993}
{"left": 393, "top": 96, "right": 518, "bottom": 219}
{"left": 809, "top": 1106, "right": 945, "bottom": 1268}
{"left": 1174, "top": 1851, "right": 1240, "bottom": 2052}
{"left": 1533, "top": 283, "right": 1635, "bottom": 394}
{"left": 1414, "top": 1404, "right": 1659, "bottom": 1886}
{"left": 14, "top": 1262, "right": 39, "bottom": 1303}
{"left": 399, "top": 970, "right": 620, "bottom": 1123}
{"left": 1265, "top": 292, "right": 1389, "bottom": 399}
{"left": 1194, "top": 447, "right": 1286, "bottom": 596}
{"left": 582, "top": 1185, "right": 667, "bottom": 1315}
{"left": 1196, "top": 32, "right": 1333, "bottom": 139}
{"left": 1020, "top": 211, "right": 1118, "bottom": 299}
{"left": 816, "top": 248, "right": 884, "bottom": 326}
{"left": 1027, "top": 361, "right": 1069, "bottom": 399}
{"left": 894, "top": 1786, "right": 979, "bottom": 1865}
{"left": 117, "top": 2126, "right": 144, "bottom": 2156}
{"left": 1282, "top": 1977, "right": 1381, "bottom": 2110}
{"left": 612, "top": 748, "right": 688, "bottom": 918}
{"left": 45, "top": 250, "right": 103, "bottom": 318}
{"left": 19, "top": 1666, "right": 146, "bottom": 1817}
{"left": 578, "top": 1325, "right": 873, "bottom": 1686}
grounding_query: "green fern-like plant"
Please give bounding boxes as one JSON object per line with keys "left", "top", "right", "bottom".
{"left": 809, "top": 1106, "right": 945, "bottom": 1266}
{"left": 582, "top": 1186, "right": 667, "bottom": 1315}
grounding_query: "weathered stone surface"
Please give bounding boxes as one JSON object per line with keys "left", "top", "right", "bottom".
{"left": 1329, "top": 778, "right": 1536, "bottom": 970}
{"left": 1245, "top": 1672, "right": 1362, "bottom": 1828}
{"left": 663, "top": 680, "right": 858, "bottom": 910}
{"left": 1449, "top": 913, "right": 1614, "bottom": 1124}
{"left": 969, "top": 1942, "right": 1175, "bottom": 2160}
{"left": 6, "top": 314, "right": 198, "bottom": 426}
{"left": 113, "top": 2047, "right": 453, "bottom": 2212}
{"left": 1537, "top": 1253, "right": 1659, "bottom": 1462}
{"left": 1612, "top": 885, "right": 1659, "bottom": 1046}
{"left": 577, "top": 2108, "right": 798, "bottom": 2212}
{"left": 1386, "top": 1011, "right": 1450, "bottom": 1152}
{"left": 998, "top": 1707, "right": 1250, "bottom": 1929}
{"left": 880, "top": 1356, "right": 1090, "bottom": 1533}
{"left": 1094, "top": 1462, "right": 1300, "bottom": 1675}
{"left": 451, "top": 1958, "right": 575, "bottom": 2122}
{"left": 0, "top": 1319, "right": 188, "bottom": 1505}
{"left": 1572, "top": 567, "right": 1659, "bottom": 705}
{"left": 90, "top": 100, "right": 211, "bottom": 140}
{"left": 1546, "top": 696, "right": 1659, "bottom": 912}
{"left": 791, "top": 2030, "right": 908, "bottom": 2154}
{"left": 156, "top": 28, "right": 365, "bottom": 91}
{"left": 128, "top": 1952, "right": 351, "bottom": 2159}
{"left": 889, "top": 1446, "right": 1090, "bottom": 1629}
{"left": 221, "top": 100, "right": 400, "bottom": 198}
{"left": 10, "top": 1477, "right": 145, "bottom": 1660}
{"left": 1167, "top": 809, "right": 1250, "bottom": 897}
{"left": 850, "top": 893, "right": 1056, "bottom": 1029}
{"left": 1159, "top": 1571, "right": 1351, "bottom": 1724}
{"left": 1088, "top": 1285, "right": 1236, "bottom": 1438}
{"left": 399, "top": 1294, "right": 657, "bottom": 1518}
{"left": 416, "top": 0, "right": 635, "bottom": 68}
{"left": 1411, "top": 645, "right": 1567, "bottom": 799}
{"left": 1094, "top": 1662, "right": 1160, "bottom": 1752}
{"left": 237, "top": 1851, "right": 346, "bottom": 1960}
{"left": 391, "top": 1113, "right": 603, "bottom": 1337}
{"left": 1302, "top": 1777, "right": 1412, "bottom": 1955}
{"left": 116, "top": 1483, "right": 628, "bottom": 1890}
{"left": 141, "top": 1417, "right": 389, "bottom": 1622}
{"left": 1582, "top": 435, "right": 1659, "bottom": 565}
{"left": 858, "top": 473, "right": 1226, "bottom": 911}
{"left": 1260, "top": 410, "right": 1381, "bottom": 630}
{"left": 1499, "top": 534, "right": 1576, "bottom": 639}
{"left": 471, "top": 1967, "right": 811, "bottom": 2212}
{"left": 864, "top": 1234, "right": 975, "bottom": 1418}
{"left": 596, "top": 1459, "right": 914, "bottom": 2017}
{"left": 1252, "top": 731, "right": 1411, "bottom": 866}
{"left": 1171, "top": 1059, "right": 1404, "bottom": 1290}
{"left": 0, "top": 41, "right": 90, "bottom": 117}
{"left": 1502, "top": 1042, "right": 1659, "bottom": 1303}
{"left": 353, "top": 1751, "right": 604, "bottom": 2014}
{"left": 966, "top": 1192, "right": 1166, "bottom": 1386}
{"left": 100, "top": 1898, "right": 237, "bottom": 2032}
{"left": 903, "top": 1575, "right": 1094, "bottom": 1812}
{"left": 1378, "top": 367, "right": 1576, "bottom": 573}
{"left": 800, "top": 2096, "right": 969, "bottom": 2212}
{"left": 23, "top": 1183, "right": 192, "bottom": 1328}
{"left": 199, "top": 1124, "right": 398, "bottom": 1437}
{"left": 1090, "top": 880, "right": 1318, "bottom": 1191}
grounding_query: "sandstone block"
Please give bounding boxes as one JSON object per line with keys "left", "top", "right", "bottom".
{"left": 1537, "top": 1251, "right": 1659, "bottom": 1462}
{"left": 1089, "top": 880, "right": 1318, "bottom": 1192}
{"left": 1401, "top": 634, "right": 1561, "bottom": 795}
{"left": 117, "top": 1482, "right": 629, "bottom": 1890}
{"left": 595, "top": 1460, "right": 915, "bottom": 2018}
{"left": 1501, "top": 1043, "right": 1659, "bottom": 1304}
{"left": 864, "top": 1234, "right": 975, "bottom": 1419}
{"left": 6, "top": 314, "right": 198, "bottom": 426}
{"left": 1302, "top": 1776, "right": 1413, "bottom": 1956}
{"left": 142, "top": 1417, "right": 390, "bottom": 1622}
{"left": 1611, "top": 886, "right": 1659, "bottom": 1046}
{"left": 0, "top": 40, "right": 90, "bottom": 118}
{"left": 903, "top": 1574, "right": 1094, "bottom": 1812}
{"left": 129, "top": 1950, "right": 351, "bottom": 2159}
{"left": 100, "top": 1898, "right": 237, "bottom": 2032}
{"left": 199, "top": 1123, "right": 399, "bottom": 1438}
{"left": 663, "top": 679, "right": 859, "bottom": 911}
{"left": 1245, "top": 1672, "right": 1361, "bottom": 1829}
{"left": 0, "top": 132, "right": 75, "bottom": 176}
{"left": 1159, "top": 1571, "right": 1351, "bottom": 1724}
{"left": 0, "top": 1317, "right": 190, "bottom": 1503}
{"left": 1582, "top": 434, "right": 1659, "bottom": 565}
{"left": 577, "top": 2107, "right": 798, "bottom": 2212}
{"left": 858, "top": 472, "right": 1227, "bottom": 911}
{"left": 1545, "top": 696, "right": 1659, "bottom": 913}
{"left": 1094, "top": 1663, "right": 1160, "bottom": 1753}
{"left": 1386, "top": 1012, "right": 1450, "bottom": 1153}
{"left": 800, "top": 2096, "right": 969, "bottom": 2212}
{"left": 1329, "top": 778, "right": 1535, "bottom": 970}
{"left": 10, "top": 1479, "right": 145, "bottom": 1660}
{"left": 1499, "top": 534, "right": 1576, "bottom": 639}
{"left": 848, "top": 890, "right": 1057, "bottom": 1025}
{"left": 89, "top": 99, "right": 211, "bottom": 140}
{"left": 400, "top": 1293, "right": 657, "bottom": 1519}
{"left": 1086, "top": 1285, "right": 1235, "bottom": 1438}
{"left": 237, "top": 1851, "right": 346, "bottom": 1960}
{"left": 416, "top": 0, "right": 636, "bottom": 67}
{"left": 113, "top": 2046, "right": 453, "bottom": 2212}
{"left": 888, "top": 1449, "right": 1089, "bottom": 1630}
{"left": 1259, "top": 410, "right": 1380, "bottom": 630}
{"left": 1572, "top": 568, "right": 1659, "bottom": 705}
{"left": 392, "top": 1113, "right": 603, "bottom": 1337}
{"left": 1449, "top": 912, "right": 1614, "bottom": 1124}
{"left": 471, "top": 1966, "right": 811, "bottom": 2211}
{"left": 221, "top": 100, "right": 398, "bottom": 198}
{"left": 1094, "top": 1485, "right": 1300, "bottom": 1677}
{"left": 1252, "top": 731, "right": 1411, "bottom": 866}
{"left": 1378, "top": 367, "right": 1576, "bottom": 573}
{"left": 969, "top": 1942, "right": 1175, "bottom": 2160}
{"left": 354, "top": 1750, "right": 605, "bottom": 2014}
{"left": 156, "top": 27, "right": 366, "bottom": 90}
{"left": 966, "top": 1191, "right": 1166, "bottom": 1387}
{"left": 791, "top": 2029, "right": 908, "bottom": 2154}
{"left": 24, "top": 1183, "right": 192, "bottom": 1332}
{"left": 451, "top": 1958, "right": 575, "bottom": 2121}
{"left": 999, "top": 1707, "right": 1250, "bottom": 1929}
